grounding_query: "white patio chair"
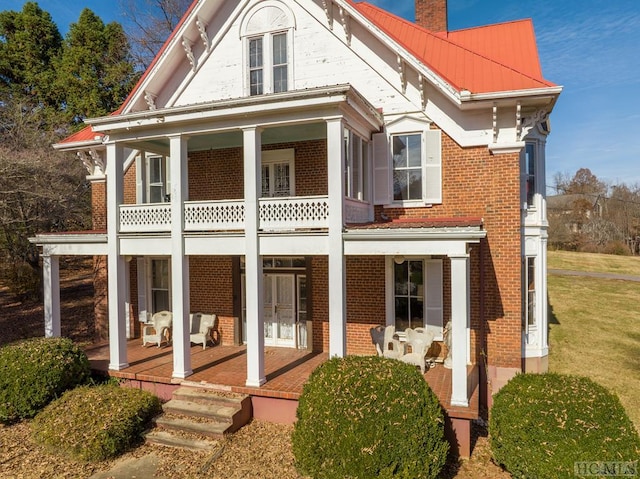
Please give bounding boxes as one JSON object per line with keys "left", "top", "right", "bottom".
{"left": 400, "top": 327, "right": 435, "bottom": 374}
{"left": 370, "top": 325, "right": 385, "bottom": 356}
{"left": 142, "top": 310, "right": 173, "bottom": 348}
{"left": 382, "top": 325, "right": 404, "bottom": 359}
{"left": 189, "top": 313, "right": 218, "bottom": 350}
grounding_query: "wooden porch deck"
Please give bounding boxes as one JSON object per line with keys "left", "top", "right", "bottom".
{"left": 86, "top": 340, "right": 479, "bottom": 419}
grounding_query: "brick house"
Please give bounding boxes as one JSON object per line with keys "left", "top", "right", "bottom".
{"left": 33, "top": 0, "right": 560, "bottom": 454}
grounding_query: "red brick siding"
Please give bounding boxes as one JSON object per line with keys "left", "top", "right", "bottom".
{"left": 415, "top": 0, "right": 448, "bottom": 32}
{"left": 188, "top": 148, "right": 244, "bottom": 201}
{"left": 92, "top": 182, "right": 106, "bottom": 230}
{"left": 189, "top": 256, "right": 236, "bottom": 345}
{"left": 376, "top": 127, "right": 522, "bottom": 369}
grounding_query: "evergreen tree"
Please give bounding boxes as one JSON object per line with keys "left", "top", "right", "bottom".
{"left": 56, "top": 8, "right": 139, "bottom": 125}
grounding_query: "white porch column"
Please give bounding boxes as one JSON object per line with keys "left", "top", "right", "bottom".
{"left": 450, "top": 254, "right": 470, "bottom": 407}
{"left": 243, "top": 126, "right": 265, "bottom": 387}
{"left": 42, "top": 253, "right": 60, "bottom": 338}
{"left": 326, "top": 118, "right": 346, "bottom": 357}
{"left": 169, "top": 134, "right": 192, "bottom": 379}
{"left": 106, "top": 141, "right": 128, "bottom": 370}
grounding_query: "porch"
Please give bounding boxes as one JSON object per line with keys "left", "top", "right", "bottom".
{"left": 86, "top": 339, "right": 479, "bottom": 455}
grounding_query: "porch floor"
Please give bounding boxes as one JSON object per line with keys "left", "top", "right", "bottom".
{"left": 86, "top": 340, "right": 479, "bottom": 419}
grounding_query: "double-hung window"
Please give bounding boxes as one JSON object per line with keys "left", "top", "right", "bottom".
{"left": 373, "top": 122, "right": 441, "bottom": 206}
{"left": 524, "top": 142, "right": 536, "bottom": 208}
{"left": 524, "top": 257, "right": 536, "bottom": 331}
{"left": 248, "top": 32, "right": 288, "bottom": 96}
{"left": 344, "top": 129, "right": 369, "bottom": 201}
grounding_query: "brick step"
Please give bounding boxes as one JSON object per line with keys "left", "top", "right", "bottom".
{"left": 144, "top": 430, "right": 219, "bottom": 451}
{"left": 154, "top": 414, "right": 228, "bottom": 438}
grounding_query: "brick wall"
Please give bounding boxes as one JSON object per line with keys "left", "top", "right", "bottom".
{"left": 376, "top": 126, "right": 522, "bottom": 369}
{"left": 415, "top": 0, "right": 448, "bottom": 32}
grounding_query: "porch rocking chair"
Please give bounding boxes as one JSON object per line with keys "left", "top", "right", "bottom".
{"left": 142, "top": 311, "right": 173, "bottom": 348}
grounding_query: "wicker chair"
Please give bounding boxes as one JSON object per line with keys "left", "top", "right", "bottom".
{"left": 189, "top": 313, "right": 218, "bottom": 350}
{"left": 142, "top": 311, "right": 173, "bottom": 348}
{"left": 400, "top": 327, "right": 435, "bottom": 374}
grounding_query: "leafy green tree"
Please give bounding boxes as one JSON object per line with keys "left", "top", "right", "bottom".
{"left": 0, "top": 2, "right": 62, "bottom": 106}
{"left": 56, "top": 8, "right": 139, "bottom": 125}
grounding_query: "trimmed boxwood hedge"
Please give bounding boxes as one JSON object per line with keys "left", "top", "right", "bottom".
{"left": 490, "top": 373, "right": 640, "bottom": 478}
{"left": 0, "top": 337, "right": 90, "bottom": 423}
{"left": 292, "top": 355, "right": 449, "bottom": 479}
{"left": 31, "top": 384, "right": 162, "bottom": 462}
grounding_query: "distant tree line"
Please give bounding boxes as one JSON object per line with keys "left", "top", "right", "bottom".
{"left": 0, "top": 1, "right": 186, "bottom": 299}
{"left": 548, "top": 168, "right": 640, "bottom": 255}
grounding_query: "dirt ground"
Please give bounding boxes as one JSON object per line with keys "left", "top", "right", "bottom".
{"left": 0, "top": 262, "right": 510, "bottom": 479}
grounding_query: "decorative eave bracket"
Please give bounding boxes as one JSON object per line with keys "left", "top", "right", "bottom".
{"left": 78, "top": 149, "right": 106, "bottom": 179}
{"left": 144, "top": 91, "right": 157, "bottom": 111}
{"left": 339, "top": 6, "right": 351, "bottom": 45}
{"left": 322, "top": 0, "right": 334, "bottom": 29}
{"left": 521, "top": 108, "right": 550, "bottom": 139}
{"left": 182, "top": 36, "right": 197, "bottom": 72}
{"left": 397, "top": 56, "right": 407, "bottom": 94}
{"left": 196, "top": 17, "right": 211, "bottom": 53}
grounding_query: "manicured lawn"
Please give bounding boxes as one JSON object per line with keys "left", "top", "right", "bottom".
{"left": 548, "top": 252, "right": 640, "bottom": 431}
{"left": 548, "top": 249, "right": 640, "bottom": 276}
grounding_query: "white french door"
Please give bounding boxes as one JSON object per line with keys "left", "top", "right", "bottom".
{"left": 264, "top": 274, "right": 296, "bottom": 347}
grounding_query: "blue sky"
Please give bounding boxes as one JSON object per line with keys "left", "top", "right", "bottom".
{"left": 2, "top": 0, "right": 639, "bottom": 189}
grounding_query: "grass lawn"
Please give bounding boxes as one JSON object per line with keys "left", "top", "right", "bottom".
{"left": 548, "top": 249, "right": 640, "bottom": 276}
{"left": 548, "top": 251, "right": 640, "bottom": 431}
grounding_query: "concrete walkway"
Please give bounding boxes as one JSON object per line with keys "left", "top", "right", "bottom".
{"left": 549, "top": 269, "right": 640, "bottom": 282}
{"left": 89, "top": 454, "right": 166, "bottom": 479}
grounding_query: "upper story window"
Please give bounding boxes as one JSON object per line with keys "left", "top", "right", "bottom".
{"left": 241, "top": 2, "right": 295, "bottom": 97}
{"left": 137, "top": 155, "right": 170, "bottom": 204}
{"left": 248, "top": 32, "right": 288, "bottom": 95}
{"left": 525, "top": 142, "right": 536, "bottom": 208}
{"left": 261, "top": 149, "right": 295, "bottom": 197}
{"left": 372, "top": 118, "right": 442, "bottom": 206}
{"left": 344, "top": 128, "right": 370, "bottom": 201}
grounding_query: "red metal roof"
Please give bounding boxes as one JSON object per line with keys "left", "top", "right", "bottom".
{"left": 347, "top": 216, "right": 483, "bottom": 229}
{"left": 353, "top": 2, "right": 555, "bottom": 93}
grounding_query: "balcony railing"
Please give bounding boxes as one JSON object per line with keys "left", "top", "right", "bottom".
{"left": 119, "top": 195, "right": 370, "bottom": 234}
{"left": 259, "top": 196, "right": 329, "bottom": 230}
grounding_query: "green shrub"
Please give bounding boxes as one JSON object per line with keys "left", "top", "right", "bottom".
{"left": 490, "top": 373, "right": 640, "bottom": 478}
{"left": 292, "top": 355, "right": 449, "bottom": 479}
{"left": 0, "top": 337, "right": 90, "bottom": 423}
{"left": 31, "top": 384, "right": 162, "bottom": 461}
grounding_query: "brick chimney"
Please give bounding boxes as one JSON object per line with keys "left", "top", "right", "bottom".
{"left": 415, "top": 0, "right": 448, "bottom": 32}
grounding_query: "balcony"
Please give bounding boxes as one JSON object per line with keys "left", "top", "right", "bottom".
{"left": 118, "top": 196, "right": 370, "bottom": 234}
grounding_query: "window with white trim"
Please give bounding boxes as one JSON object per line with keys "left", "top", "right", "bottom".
{"left": 525, "top": 257, "right": 536, "bottom": 331}
{"left": 373, "top": 123, "right": 442, "bottom": 206}
{"left": 248, "top": 32, "right": 288, "bottom": 95}
{"left": 261, "top": 149, "right": 295, "bottom": 197}
{"left": 391, "top": 257, "right": 444, "bottom": 338}
{"left": 241, "top": 2, "right": 294, "bottom": 97}
{"left": 147, "top": 156, "right": 170, "bottom": 203}
{"left": 150, "top": 258, "right": 171, "bottom": 314}
{"left": 344, "top": 128, "right": 370, "bottom": 201}
{"left": 524, "top": 142, "right": 536, "bottom": 208}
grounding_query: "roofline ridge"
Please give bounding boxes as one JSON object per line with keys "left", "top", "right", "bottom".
{"left": 355, "top": 2, "right": 554, "bottom": 90}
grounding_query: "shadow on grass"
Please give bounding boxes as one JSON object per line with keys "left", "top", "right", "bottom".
{"left": 548, "top": 293, "right": 560, "bottom": 325}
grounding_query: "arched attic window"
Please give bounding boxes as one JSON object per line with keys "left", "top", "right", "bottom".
{"left": 240, "top": 1, "right": 296, "bottom": 96}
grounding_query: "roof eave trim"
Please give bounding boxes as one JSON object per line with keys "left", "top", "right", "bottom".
{"left": 460, "top": 85, "right": 563, "bottom": 102}
{"left": 52, "top": 139, "right": 104, "bottom": 152}
{"left": 343, "top": 227, "right": 486, "bottom": 242}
